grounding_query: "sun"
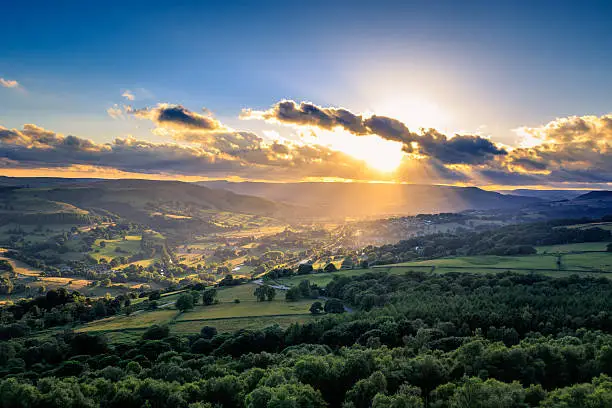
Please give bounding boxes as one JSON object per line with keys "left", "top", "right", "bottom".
{"left": 312, "top": 130, "right": 404, "bottom": 174}
{"left": 353, "top": 136, "right": 405, "bottom": 173}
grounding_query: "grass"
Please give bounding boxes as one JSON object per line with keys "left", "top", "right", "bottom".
{"left": 73, "top": 283, "right": 314, "bottom": 339}
{"left": 76, "top": 309, "right": 179, "bottom": 332}
{"left": 91, "top": 235, "right": 142, "bottom": 261}
{"left": 394, "top": 255, "right": 558, "bottom": 270}
{"left": 176, "top": 301, "right": 311, "bottom": 321}
{"left": 172, "top": 315, "right": 315, "bottom": 334}
{"left": 0, "top": 249, "right": 43, "bottom": 277}
{"left": 564, "top": 222, "right": 612, "bottom": 231}
{"left": 278, "top": 270, "right": 368, "bottom": 287}
{"left": 536, "top": 242, "right": 610, "bottom": 253}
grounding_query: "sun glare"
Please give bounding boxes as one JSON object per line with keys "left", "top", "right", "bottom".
{"left": 312, "top": 130, "right": 405, "bottom": 174}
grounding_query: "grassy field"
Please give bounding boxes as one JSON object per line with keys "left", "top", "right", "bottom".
{"left": 274, "top": 242, "right": 612, "bottom": 287}
{"left": 77, "top": 309, "right": 179, "bottom": 332}
{"left": 74, "top": 283, "right": 313, "bottom": 339}
{"left": 536, "top": 242, "right": 609, "bottom": 253}
{"left": 91, "top": 235, "right": 142, "bottom": 262}
{"left": 0, "top": 249, "right": 43, "bottom": 277}
{"left": 564, "top": 222, "right": 612, "bottom": 231}
{"left": 278, "top": 270, "right": 368, "bottom": 287}
{"left": 172, "top": 315, "right": 315, "bottom": 334}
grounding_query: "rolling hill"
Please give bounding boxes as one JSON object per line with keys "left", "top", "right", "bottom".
{"left": 198, "top": 181, "right": 541, "bottom": 218}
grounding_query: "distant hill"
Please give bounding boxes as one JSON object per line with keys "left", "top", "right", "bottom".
{"left": 0, "top": 178, "right": 289, "bottom": 237}
{"left": 507, "top": 189, "right": 587, "bottom": 201}
{"left": 198, "top": 181, "right": 541, "bottom": 218}
{"left": 574, "top": 191, "right": 612, "bottom": 201}
{"left": 16, "top": 179, "right": 284, "bottom": 219}
{"left": 0, "top": 176, "right": 103, "bottom": 188}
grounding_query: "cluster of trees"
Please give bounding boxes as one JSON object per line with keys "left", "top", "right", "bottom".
{"left": 254, "top": 285, "right": 276, "bottom": 301}
{"left": 3, "top": 271, "right": 612, "bottom": 406}
{"left": 285, "top": 280, "right": 321, "bottom": 302}
{"left": 176, "top": 288, "right": 218, "bottom": 312}
{"left": 0, "top": 288, "right": 136, "bottom": 340}
{"left": 362, "top": 219, "right": 612, "bottom": 265}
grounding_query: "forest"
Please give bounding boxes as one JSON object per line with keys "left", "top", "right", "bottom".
{"left": 2, "top": 271, "right": 612, "bottom": 407}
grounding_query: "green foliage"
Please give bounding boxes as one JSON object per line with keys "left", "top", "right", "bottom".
{"left": 142, "top": 324, "right": 170, "bottom": 340}
{"left": 324, "top": 298, "right": 344, "bottom": 314}
{"left": 176, "top": 294, "right": 195, "bottom": 312}
{"left": 309, "top": 301, "right": 323, "bottom": 315}
{"left": 254, "top": 285, "right": 276, "bottom": 302}
{"left": 202, "top": 288, "right": 217, "bottom": 306}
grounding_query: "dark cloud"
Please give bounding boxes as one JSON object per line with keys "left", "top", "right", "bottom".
{"left": 248, "top": 100, "right": 368, "bottom": 135}
{"left": 132, "top": 103, "right": 223, "bottom": 131}
{"left": 0, "top": 124, "right": 374, "bottom": 181}
{"left": 244, "top": 100, "right": 507, "bottom": 165}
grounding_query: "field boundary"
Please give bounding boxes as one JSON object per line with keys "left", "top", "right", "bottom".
{"left": 176, "top": 312, "right": 312, "bottom": 323}
{"left": 372, "top": 264, "right": 612, "bottom": 274}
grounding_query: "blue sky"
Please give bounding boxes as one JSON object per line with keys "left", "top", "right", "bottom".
{"left": 1, "top": 1, "right": 612, "bottom": 186}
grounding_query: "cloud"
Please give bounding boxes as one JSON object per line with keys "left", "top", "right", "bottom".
{"left": 0, "top": 78, "right": 19, "bottom": 88}
{"left": 122, "top": 90, "right": 135, "bottom": 101}
{"left": 106, "top": 104, "right": 124, "bottom": 119}
{"left": 244, "top": 100, "right": 507, "bottom": 165}
{"left": 0, "top": 123, "right": 375, "bottom": 181}
{"left": 131, "top": 103, "right": 224, "bottom": 131}
{"left": 7, "top": 98, "right": 612, "bottom": 186}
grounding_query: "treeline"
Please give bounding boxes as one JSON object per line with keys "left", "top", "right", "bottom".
{"left": 0, "top": 288, "right": 137, "bottom": 340}
{"left": 363, "top": 219, "right": 611, "bottom": 264}
{"left": 2, "top": 272, "right": 612, "bottom": 406}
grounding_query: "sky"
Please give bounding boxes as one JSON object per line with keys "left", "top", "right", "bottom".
{"left": 1, "top": 0, "right": 612, "bottom": 188}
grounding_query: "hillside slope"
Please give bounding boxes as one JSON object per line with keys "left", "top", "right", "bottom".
{"left": 199, "top": 181, "right": 541, "bottom": 217}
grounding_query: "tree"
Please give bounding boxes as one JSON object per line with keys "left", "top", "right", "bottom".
{"left": 200, "top": 326, "right": 218, "bottom": 339}
{"left": 607, "top": 242, "right": 612, "bottom": 252}
{"left": 142, "top": 324, "right": 170, "bottom": 340}
{"left": 310, "top": 301, "right": 323, "bottom": 314}
{"left": 298, "top": 280, "right": 312, "bottom": 297}
{"left": 324, "top": 299, "right": 344, "bottom": 314}
{"left": 149, "top": 291, "right": 161, "bottom": 301}
{"left": 297, "top": 263, "right": 314, "bottom": 275}
{"left": 286, "top": 287, "right": 301, "bottom": 302}
{"left": 176, "top": 293, "right": 194, "bottom": 312}
{"left": 324, "top": 263, "right": 337, "bottom": 273}
{"left": 254, "top": 285, "right": 276, "bottom": 301}
{"left": 202, "top": 288, "right": 217, "bottom": 305}
{"left": 265, "top": 286, "right": 276, "bottom": 301}
{"left": 191, "top": 290, "right": 201, "bottom": 304}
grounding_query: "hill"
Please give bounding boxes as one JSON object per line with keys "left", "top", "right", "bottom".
{"left": 198, "top": 181, "right": 541, "bottom": 218}
{"left": 574, "top": 190, "right": 612, "bottom": 201}
{"left": 507, "top": 189, "right": 586, "bottom": 201}
{"left": 0, "top": 178, "right": 291, "bottom": 241}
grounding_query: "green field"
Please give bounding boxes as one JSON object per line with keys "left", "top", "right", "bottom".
{"left": 564, "top": 222, "right": 612, "bottom": 231}
{"left": 378, "top": 245, "right": 612, "bottom": 276}
{"left": 91, "top": 235, "right": 142, "bottom": 262}
{"left": 275, "top": 242, "right": 612, "bottom": 287}
{"left": 172, "top": 315, "right": 315, "bottom": 334}
{"left": 75, "top": 283, "right": 313, "bottom": 338}
{"left": 278, "top": 270, "right": 369, "bottom": 287}
{"left": 536, "top": 242, "right": 609, "bottom": 253}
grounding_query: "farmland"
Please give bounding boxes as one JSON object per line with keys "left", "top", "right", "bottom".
{"left": 75, "top": 283, "right": 313, "bottom": 339}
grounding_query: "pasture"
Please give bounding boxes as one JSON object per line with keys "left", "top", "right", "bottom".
{"left": 75, "top": 283, "right": 313, "bottom": 340}
{"left": 91, "top": 235, "right": 142, "bottom": 262}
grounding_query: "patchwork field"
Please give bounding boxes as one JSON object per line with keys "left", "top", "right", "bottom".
{"left": 75, "top": 283, "right": 313, "bottom": 339}
{"left": 275, "top": 242, "right": 612, "bottom": 287}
